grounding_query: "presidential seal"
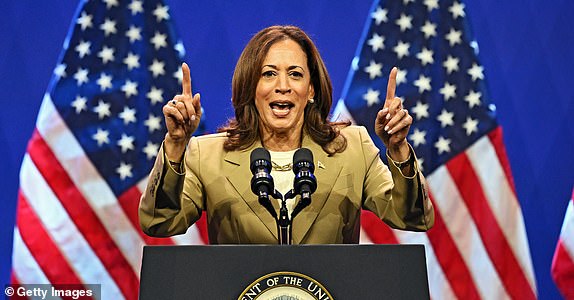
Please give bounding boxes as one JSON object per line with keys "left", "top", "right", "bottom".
{"left": 238, "top": 271, "right": 334, "bottom": 300}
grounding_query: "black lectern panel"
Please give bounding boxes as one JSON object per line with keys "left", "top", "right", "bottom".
{"left": 139, "top": 244, "right": 429, "bottom": 299}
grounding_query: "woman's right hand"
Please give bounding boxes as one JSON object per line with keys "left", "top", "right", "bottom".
{"left": 162, "top": 62, "right": 202, "bottom": 162}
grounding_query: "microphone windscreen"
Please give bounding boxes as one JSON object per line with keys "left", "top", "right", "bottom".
{"left": 250, "top": 147, "right": 271, "bottom": 174}
{"left": 250, "top": 147, "right": 271, "bottom": 163}
{"left": 293, "top": 148, "right": 313, "bottom": 165}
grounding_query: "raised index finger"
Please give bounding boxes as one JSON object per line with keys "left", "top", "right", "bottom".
{"left": 181, "top": 62, "right": 192, "bottom": 96}
{"left": 384, "top": 67, "right": 398, "bottom": 107}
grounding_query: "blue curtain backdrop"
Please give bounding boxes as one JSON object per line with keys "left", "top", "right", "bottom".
{"left": 1, "top": 1, "right": 572, "bottom": 298}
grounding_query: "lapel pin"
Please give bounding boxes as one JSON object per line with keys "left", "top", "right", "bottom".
{"left": 317, "top": 161, "right": 325, "bottom": 169}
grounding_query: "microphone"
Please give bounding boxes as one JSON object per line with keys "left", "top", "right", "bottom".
{"left": 293, "top": 148, "right": 317, "bottom": 197}
{"left": 290, "top": 148, "right": 317, "bottom": 218}
{"left": 250, "top": 147, "right": 277, "bottom": 219}
{"left": 250, "top": 147, "right": 274, "bottom": 197}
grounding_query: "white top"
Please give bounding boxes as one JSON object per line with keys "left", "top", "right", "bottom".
{"left": 269, "top": 149, "right": 297, "bottom": 216}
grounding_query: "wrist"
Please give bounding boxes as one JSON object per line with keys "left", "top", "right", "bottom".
{"left": 388, "top": 141, "right": 410, "bottom": 162}
{"left": 164, "top": 134, "right": 187, "bottom": 163}
{"left": 390, "top": 152, "right": 412, "bottom": 169}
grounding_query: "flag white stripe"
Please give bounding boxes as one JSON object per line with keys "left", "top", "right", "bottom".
{"left": 466, "top": 136, "right": 537, "bottom": 291}
{"left": 393, "top": 231, "right": 457, "bottom": 300}
{"left": 332, "top": 98, "right": 356, "bottom": 123}
{"left": 171, "top": 226, "right": 204, "bottom": 245}
{"left": 20, "top": 155, "right": 123, "bottom": 299}
{"left": 12, "top": 228, "right": 53, "bottom": 285}
{"left": 560, "top": 199, "right": 574, "bottom": 258}
{"left": 359, "top": 227, "right": 374, "bottom": 244}
{"left": 361, "top": 227, "right": 456, "bottom": 299}
{"left": 137, "top": 177, "right": 149, "bottom": 195}
{"left": 36, "top": 94, "right": 144, "bottom": 274}
{"left": 422, "top": 242, "right": 456, "bottom": 300}
{"left": 429, "top": 166, "right": 509, "bottom": 299}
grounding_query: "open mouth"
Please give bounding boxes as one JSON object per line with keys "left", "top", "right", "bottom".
{"left": 270, "top": 101, "right": 294, "bottom": 117}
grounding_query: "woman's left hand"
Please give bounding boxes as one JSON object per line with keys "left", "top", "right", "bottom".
{"left": 374, "top": 67, "right": 413, "bottom": 161}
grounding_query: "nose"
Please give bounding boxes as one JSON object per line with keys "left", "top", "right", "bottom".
{"left": 275, "top": 74, "right": 291, "bottom": 94}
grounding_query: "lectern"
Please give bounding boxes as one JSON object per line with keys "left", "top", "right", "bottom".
{"left": 139, "top": 244, "right": 430, "bottom": 299}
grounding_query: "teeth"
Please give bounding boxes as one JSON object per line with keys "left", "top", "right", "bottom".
{"left": 270, "top": 102, "right": 292, "bottom": 117}
{"left": 270, "top": 102, "right": 293, "bottom": 109}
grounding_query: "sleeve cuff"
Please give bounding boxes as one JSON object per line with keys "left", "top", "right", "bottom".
{"left": 162, "top": 143, "right": 186, "bottom": 175}
{"left": 386, "top": 143, "right": 420, "bottom": 179}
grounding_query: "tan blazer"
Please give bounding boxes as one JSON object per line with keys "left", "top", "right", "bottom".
{"left": 139, "top": 126, "right": 434, "bottom": 244}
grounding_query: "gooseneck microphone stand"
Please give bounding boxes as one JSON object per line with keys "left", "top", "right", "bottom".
{"left": 259, "top": 189, "right": 292, "bottom": 245}
{"left": 250, "top": 147, "right": 316, "bottom": 245}
{"left": 262, "top": 189, "right": 311, "bottom": 245}
{"left": 277, "top": 195, "right": 291, "bottom": 245}
{"left": 281, "top": 189, "right": 313, "bottom": 245}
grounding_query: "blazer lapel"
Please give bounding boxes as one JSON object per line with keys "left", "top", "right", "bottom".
{"left": 291, "top": 134, "right": 343, "bottom": 244}
{"left": 224, "top": 142, "right": 279, "bottom": 240}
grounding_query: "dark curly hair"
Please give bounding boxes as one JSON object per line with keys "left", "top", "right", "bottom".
{"left": 218, "top": 25, "right": 350, "bottom": 155}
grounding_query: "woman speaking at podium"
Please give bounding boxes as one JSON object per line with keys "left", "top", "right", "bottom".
{"left": 139, "top": 25, "right": 434, "bottom": 244}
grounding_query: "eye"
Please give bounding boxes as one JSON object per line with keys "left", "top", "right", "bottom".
{"left": 262, "top": 70, "right": 276, "bottom": 78}
{"left": 289, "top": 71, "right": 303, "bottom": 78}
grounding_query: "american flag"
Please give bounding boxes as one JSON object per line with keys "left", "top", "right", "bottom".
{"left": 334, "top": 0, "right": 537, "bottom": 298}
{"left": 551, "top": 188, "right": 574, "bottom": 299}
{"left": 11, "top": 0, "right": 206, "bottom": 298}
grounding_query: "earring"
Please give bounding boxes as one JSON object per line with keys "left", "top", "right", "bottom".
{"left": 308, "top": 98, "right": 315, "bottom": 104}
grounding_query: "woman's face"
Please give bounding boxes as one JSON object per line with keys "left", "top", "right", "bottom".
{"left": 255, "top": 39, "right": 314, "bottom": 137}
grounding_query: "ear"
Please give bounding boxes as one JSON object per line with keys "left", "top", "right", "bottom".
{"left": 308, "top": 84, "right": 315, "bottom": 100}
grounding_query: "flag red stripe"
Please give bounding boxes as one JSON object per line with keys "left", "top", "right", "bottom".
{"left": 360, "top": 210, "right": 399, "bottom": 244}
{"left": 195, "top": 214, "right": 210, "bottom": 244}
{"left": 446, "top": 153, "right": 536, "bottom": 299}
{"left": 11, "top": 215, "right": 89, "bottom": 300}
{"left": 117, "top": 186, "right": 175, "bottom": 246}
{"left": 425, "top": 193, "right": 482, "bottom": 299}
{"left": 9, "top": 272, "right": 29, "bottom": 300}
{"left": 11, "top": 272, "right": 20, "bottom": 286}
{"left": 9, "top": 274, "right": 25, "bottom": 300}
{"left": 27, "top": 130, "right": 139, "bottom": 299}
{"left": 552, "top": 239, "right": 574, "bottom": 298}
{"left": 16, "top": 194, "right": 84, "bottom": 287}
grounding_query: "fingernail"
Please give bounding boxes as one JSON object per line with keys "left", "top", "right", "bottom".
{"left": 382, "top": 107, "right": 388, "bottom": 114}
{"left": 191, "top": 115, "right": 196, "bottom": 121}
{"left": 384, "top": 125, "right": 389, "bottom": 131}
{"left": 386, "top": 113, "right": 391, "bottom": 120}
{"left": 388, "top": 129, "right": 393, "bottom": 134}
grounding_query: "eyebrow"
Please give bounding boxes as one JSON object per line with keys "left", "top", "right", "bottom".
{"left": 262, "top": 65, "right": 305, "bottom": 71}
